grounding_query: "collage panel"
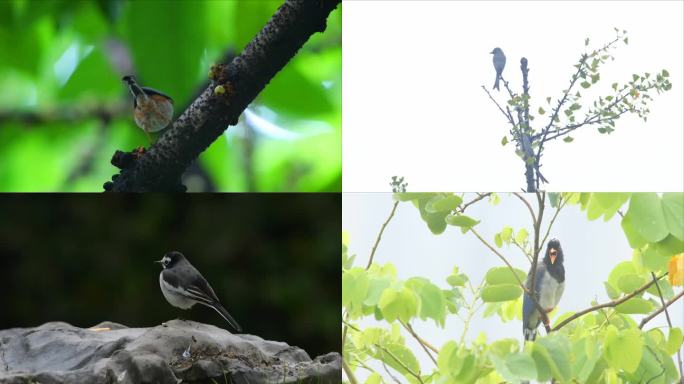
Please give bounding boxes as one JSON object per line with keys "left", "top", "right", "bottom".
{"left": 343, "top": 192, "right": 684, "bottom": 383}
{"left": 0, "top": 193, "right": 341, "bottom": 383}
{"left": 343, "top": 1, "right": 683, "bottom": 192}
{"left": 0, "top": 0, "right": 341, "bottom": 192}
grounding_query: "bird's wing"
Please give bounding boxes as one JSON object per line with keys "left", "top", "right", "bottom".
{"left": 140, "top": 87, "right": 174, "bottom": 103}
{"left": 554, "top": 281, "right": 565, "bottom": 308}
{"left": 186, "top": 270, "right": 221, "bottom": 304}
{"left": 161, "top": 269, "right": 181, "bottom": 288}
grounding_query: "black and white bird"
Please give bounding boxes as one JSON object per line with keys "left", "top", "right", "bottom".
{"left": 156, "top": 251, "right": 242, "bottom": 332}
{"left": 522, "top": 239, "right": 565, "bottom": 341}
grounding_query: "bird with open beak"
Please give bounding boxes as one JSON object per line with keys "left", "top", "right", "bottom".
{"left": 522, "top": 238, "right": 565, "bottom": 341}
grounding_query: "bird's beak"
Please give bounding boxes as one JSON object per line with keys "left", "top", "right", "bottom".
{"left": 489, "top": 50, "right": 494, "bottom": 54}
{"left": 154, "top": 259, "right": 163, "bottom": 264}
{"left": 549, "top": 249, "right": 558, "bottom": 264}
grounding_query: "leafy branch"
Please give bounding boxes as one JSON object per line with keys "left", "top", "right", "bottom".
{"left": 483, "top": 29, "right": 672, "bottom": 191}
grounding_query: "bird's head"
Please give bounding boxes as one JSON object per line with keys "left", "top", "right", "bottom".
{"left": 545, "top": 239, "right": 563, "bottom": 265}
{"left": 490, "top": 47, "right": 503, "bottom": 55}
{"left": 121, "top": 75, "right": 137, "bottom": 86}
{"left": 156, "top": 251, "right": 185, "bottom": 269}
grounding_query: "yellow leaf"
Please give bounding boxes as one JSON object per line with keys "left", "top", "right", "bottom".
{"left": 668, "top": 254, "right": 684, "bottom": 286}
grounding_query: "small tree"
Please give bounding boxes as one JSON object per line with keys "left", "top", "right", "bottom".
{"left": 483, "top": 29, "right": 672, "bottom": 192}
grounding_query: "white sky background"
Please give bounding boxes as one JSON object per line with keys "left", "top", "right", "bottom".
{"left": 343, "top": 1, "right": 684, "bottom": 192}
{"left": 343, "top": 193, "right": 684, "bottom": 381}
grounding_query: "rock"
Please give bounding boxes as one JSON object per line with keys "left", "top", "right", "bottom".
{"left": 0, "top": 320, "right": 341, "bottom": 384}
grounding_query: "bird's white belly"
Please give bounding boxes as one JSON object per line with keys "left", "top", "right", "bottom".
{"left": 159, "top": 274, "right": 195, "bottom": 309}
{"left": 538, "top": 277, "right": 562, "bottom": 310}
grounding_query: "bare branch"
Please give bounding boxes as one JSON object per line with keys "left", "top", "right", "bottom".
{"left": 552, "top": 273, "right": 667, "bottom": 331}
{"left": 366, "top": 201, "right": 399, "bottom": 270}
{"left": 639, "top": 289, "right": 684, "bottom": 329}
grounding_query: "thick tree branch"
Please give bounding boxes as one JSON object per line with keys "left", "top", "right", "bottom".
{"left": 104, "top": 0, "right": 340, "bottom": 192}
{"left": 552, "top": 272, "right": 667, "bottom": 331}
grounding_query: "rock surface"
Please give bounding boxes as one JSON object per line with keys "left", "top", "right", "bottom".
{"left": 0, "top": 320, "right": 341, "bottom": 384}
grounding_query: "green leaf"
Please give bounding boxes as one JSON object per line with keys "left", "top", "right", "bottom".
{"left": 481, "top": 284, "right": 522, "bottom": 302}
{"left": 621, "top": 210, "right": 648, "bottom": 249}
{"left": 604, "top": 326, "right": 643, "bottom": 373}
{"left": 532, "top": 334, "right": 573, "bottom": 382}
{"left": 666, "top": 327, "right": 683, "bottom": 355}
{"left": 494, "top": 233, "right": 503, "bottom": 248}
{"left": 425, "top": 194, "right": 463, "bottom": 213}
{"left": 607, "top": 261, "right": 637, "bottom": 290}
{"left": 616, "top": 273, "right": 645, "bottom": 293}
{"left": 364, "top": 372, "right": 382, "bottom": 384}
{"left": 662, "top": 69, "right": 669, "bottom": 77}
{"left": 563, "top": 136, "right": 574, "bottom": 143}
{"left": 363, "top": 276, "right": 392, "bottom": 306}
{"left": 394, "top": 192, "right": 437, "bottom": 202}
{"left": 485, "top": 266, "right": 526, "bottom": 285}
{"left": 446, "top": 214, "right": 480, "bottom": 233}
{"left": 437, "top": 341, "right": 460, "bottom": 376}
{"left": 627, "top": 193, "right": 669, "bottom": 242}
{"left": 342, "top": 267, "right": 369, "bottom": 311}
{"left": 661, "top": 193, "right": 684, "bottom": 240}
{"left": 407, "top": 278, "right": 447, "bottom": 326}
{"left": 515, "top": 228, "right": 529, "bottom": 244}
{"left": 501, "top": 136, "right": 509, "bottom": 146}
{"left": 604, "top": 282, "right": 620, "bottom": 300}
{"left": 615, "top": 297, "right": 653, "bottom": 314}
{"left": 376, "top": 342, "right": 420, "bottom": 380}
{"left": 379, "top": 286, "right": 418, "bottom": 323}
{"left": 580, "top": 81, "right": 591, "bottom": 88}
{"left": 538, "top": 107, "right": 545, "bottom": 115}
{"left": 500, "top": 226, "right": 513, "bottom": 244}
{"left": 572, "top": 337, "right": 601, "bottom": 383}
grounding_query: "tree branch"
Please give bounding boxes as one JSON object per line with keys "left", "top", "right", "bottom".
{"left": 457, "top": 193, "right": 492, "bottom": 214}
{"left": 104, "top": 0, "right": 341, "bottom": 191}
{"left": 639, "top": 289, "right": 684, "bottom": 329}
{"left": 400, "top": 321, "right": 438, "bottom": 366}
{"left": 366, "top": 201, "right": 399, "bottom": 270}
{"left": 552, "top": 272, "right": 667, "bottom": 331}
{"left": 376, "top": 345, "right": 424, "bottom": 383}
{"left": 648, "top": 272, "right": 683, "bottom": 379}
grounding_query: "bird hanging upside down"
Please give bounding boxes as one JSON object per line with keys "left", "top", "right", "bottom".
{"left": 122, "top": 75, "right": 174, "bottom": 143}
{"left": 522, "top": 238, "right": 565, "bottom": 341}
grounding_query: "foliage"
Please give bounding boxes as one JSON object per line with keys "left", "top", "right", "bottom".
{"left": 0, "top": 0, "right": 341, "bottom": 191}
{"left": 343, "top": 192, "right": 683, "bottom": 383}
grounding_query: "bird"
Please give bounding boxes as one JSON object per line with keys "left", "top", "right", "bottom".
{"left": 490, "top": 47, "right": 506, "bottom": 91}
{"left": 122, "top": 75, "right": 174, "bottom": 143}
{"left": 156, "top": 251, "right": 242, "bottom": 332}
{"left": 522, "top": 238, "right": 565, "bottom": 342}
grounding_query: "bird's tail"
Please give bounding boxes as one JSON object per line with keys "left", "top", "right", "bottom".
{"left": 493, "top": 76, "right": 500, "bottom": 91}
{"left": 209, "top": 302, "right": 242, "bottom": 332}
{"left": 523, "top": 327, "right": 537, "bottom": 342}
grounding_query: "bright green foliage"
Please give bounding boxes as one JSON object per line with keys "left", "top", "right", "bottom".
{"left": 344, "top": 193, "right": 683, "bottom": 383}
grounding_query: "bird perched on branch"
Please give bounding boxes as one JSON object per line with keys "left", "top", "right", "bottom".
{"left": 490, "top": 47, "right": 506, "bottom": 91}
{"left": 122, "top": 75, "right": 174, "bottom": 143}
{"left": 522, "top": 238, "right": 565, "bottom": 341}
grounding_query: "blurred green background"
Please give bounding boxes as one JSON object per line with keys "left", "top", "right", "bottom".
{"left": 0, "top": 0, "right": 341, "bottom": 191}
{"left": 0, "top": 194, "right": 340, "bottom": 357}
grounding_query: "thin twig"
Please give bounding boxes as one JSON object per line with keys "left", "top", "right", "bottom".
{"left": 458, "top": 193, "right": 492, "bottom": 214}
{"left": 366, "top": 201, "right": 399, "bottom": 270}
{"left": 400, "top": 321, "right": 438, "bottom": 366}
{"left": 552, "top": 273, "right": 667, "bottom": 331}
{"left": 540, "top": 194, "right": 566, "bottom": 248}
{"left": 342, "top": 358, "right": 358, "bottom": 384}
{"left": 639, "top": 289, "right": 684, "bottom": 329}
{"left": 376, "top": 345, "right": 424, "bottom": 383}
{"left": 470, "top": 227, "right": 551, "bottom": 333}
{"left": 649, "top": 272, "right": 683, "bottom": 379}
{"left": 512, "top": 192, "right": 537, "bottom": 226}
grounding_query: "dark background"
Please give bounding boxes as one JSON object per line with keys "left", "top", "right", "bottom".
{"left": 0, "top": 194, "right": 340, "bottom": 357}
